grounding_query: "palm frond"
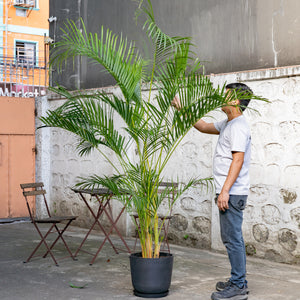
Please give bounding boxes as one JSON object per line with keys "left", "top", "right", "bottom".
{"left": 50, "top": 19, "right": 145, "bottom": 102}
{"left": 142, "top": 1, "right": 186, "bottom": 56}
{"left": 93, "top": 92, "right": 145, "bottom": 128}
{"left": 40, "top": 93, "right": 127, "bottom": 157}
{"left": 75, "top": 174, "right": 124, "bottom": 195}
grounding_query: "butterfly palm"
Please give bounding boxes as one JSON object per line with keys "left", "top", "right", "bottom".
{"left": 41, "top": 0, "right": 263, "bottom": 258}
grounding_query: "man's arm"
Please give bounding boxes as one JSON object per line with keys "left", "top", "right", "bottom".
{"left": 217, "top": 151, "right": 244, "bottom": 211}
{"left": 193, "top": 119, "right": 220, "bottom": 134}
{"left": 171, "top": 95, "right": 219, "bottom": 134}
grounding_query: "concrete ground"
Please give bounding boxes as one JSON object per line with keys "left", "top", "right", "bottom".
{"left": 0, "top": 221, "right": 300, "bottom": 300}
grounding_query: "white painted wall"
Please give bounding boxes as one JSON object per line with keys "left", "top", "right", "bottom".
{"left": 36, "top": 65, "right": 300, "bottom": 263}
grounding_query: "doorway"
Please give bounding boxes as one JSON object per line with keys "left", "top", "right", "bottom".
{"left": 0, "top": 97, "right": 35, "bottom": 218}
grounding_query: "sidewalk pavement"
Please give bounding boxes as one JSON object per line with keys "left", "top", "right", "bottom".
{"left": 1, "top": 221, "right": 300, "bottom": 300}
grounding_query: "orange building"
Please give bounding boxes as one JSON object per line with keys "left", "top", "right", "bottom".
{"left": 0, "top": 0, "right": 49, "bottom": 96}
{"left": 0, "top": 0, "right": 49, "bottom": 220}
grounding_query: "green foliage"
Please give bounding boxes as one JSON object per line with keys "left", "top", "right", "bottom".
{"left": 69, "top": 283, "right": 88, "bottom": 289}
{"left": 41, "top": 0, "right": 266, "bottom": 258}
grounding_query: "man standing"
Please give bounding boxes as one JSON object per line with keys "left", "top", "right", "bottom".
{"left": 172, "top": 82, "right": 252, "bottom": 300}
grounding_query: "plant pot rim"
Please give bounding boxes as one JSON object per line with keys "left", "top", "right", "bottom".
{"left": 130, "top": 252, "right": 173, "bottom": 259}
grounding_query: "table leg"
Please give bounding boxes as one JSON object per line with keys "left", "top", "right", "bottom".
{"left": 96, "top": 196, "right": 131, "bottom": 253}
{"left": 74, "top": 193, "right": 118, "bottom": 258}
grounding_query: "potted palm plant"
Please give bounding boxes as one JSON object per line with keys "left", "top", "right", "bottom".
{"left": 40, "top": 0, "right": 263, "bottom": 297}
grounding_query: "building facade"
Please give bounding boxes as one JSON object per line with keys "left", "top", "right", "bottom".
{"left": 0, "top": 0, "right": 49, "bottom": 219}
{"left": 0, "top": 0, "right": 49, "bottom": 96}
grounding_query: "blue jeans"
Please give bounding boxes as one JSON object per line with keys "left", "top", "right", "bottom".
{"left": 217, "top": 194, "right": 248, "bottom": 288}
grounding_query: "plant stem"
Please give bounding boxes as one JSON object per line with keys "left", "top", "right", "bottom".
{"left": 153, "top": 214, "right": 160, "bottom": 258}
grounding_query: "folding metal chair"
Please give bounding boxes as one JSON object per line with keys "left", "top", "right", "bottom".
{"left": 20, "top": 182, "right": 78, "bottom": 266}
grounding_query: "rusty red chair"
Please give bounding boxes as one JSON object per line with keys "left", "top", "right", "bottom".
{"left": 20, "top": 182, "right": 77, "bottom": 266}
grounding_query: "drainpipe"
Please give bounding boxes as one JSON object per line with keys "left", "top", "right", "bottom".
{"left": 77, "top": 0, "right": 81, "bottom": 90}
{"left": 5, "top": 0, "right": 11, "bottom": 59}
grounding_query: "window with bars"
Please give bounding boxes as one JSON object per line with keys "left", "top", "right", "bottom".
{"left": 15, "top": 41, "right": 37, "bottom": 67}
{"left": 14, "top": 0, "right": 36, "bottom": 7}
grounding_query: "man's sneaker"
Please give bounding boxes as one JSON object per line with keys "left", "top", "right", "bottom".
{"left": 216, "top": 279, "right": 231, "bottom": 291}
{"left": 211, "top": 282, "right": 249, "bottom": 300}
{"left": 216, "top": 280, "right": 249, "bottom": 293}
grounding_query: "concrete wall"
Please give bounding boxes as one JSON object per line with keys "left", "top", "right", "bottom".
{"left": 36, "top": 65, "right": 300, "bottom": 263}
{"left": 49, "top": 0, "right": 300, "bottom": 90}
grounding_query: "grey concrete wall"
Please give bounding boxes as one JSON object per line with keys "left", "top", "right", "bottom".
{"left": 36, "top": 65, "right": 300, "bottom": 264}
{"left": 49, "top": 0, "right": 82, "bottom": 89}
{"left": 49, "top": 0, "right": 300, "bottom": 90}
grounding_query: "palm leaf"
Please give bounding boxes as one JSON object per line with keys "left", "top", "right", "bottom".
{"left": 50, "top": 19, "right": 145, "bottom": 103}
{"left": 40, "top": 93, "right": 127, "bottom": 157}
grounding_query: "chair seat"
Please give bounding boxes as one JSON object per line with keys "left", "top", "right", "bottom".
{"left": 34, "top": 216, "right": 77, "bottom": 223}
{"left": 158, "top": 214, "right": 172, "bottom": 220}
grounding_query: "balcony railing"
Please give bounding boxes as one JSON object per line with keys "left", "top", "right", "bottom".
{"left": 13, "top": 0, "right": 35, "bottom": 8}
{"left": 0, "top": 45, "right": 48, "bottom": 98}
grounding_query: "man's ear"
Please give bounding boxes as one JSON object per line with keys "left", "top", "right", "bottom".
{"left": 236, "top": 99, "right": 243, "bottom": 112}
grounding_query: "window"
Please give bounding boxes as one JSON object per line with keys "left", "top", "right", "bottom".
{"left": 15, "top": 41, "right": 37, "bottom": 67}
{"left": 14, "top": 0, "right": 38, "bottom": 17}
{"left": 14, "top": 0, "right": 36, "bottom": 7}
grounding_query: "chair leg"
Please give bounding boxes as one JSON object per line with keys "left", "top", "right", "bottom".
{"left": 132, "top": 216, "right": 139, "bottom": 252}
{"left": 55, "top": 221, "right": 77, "bottom": 260}
{"left": 161, "top": 222, "right": 170, "bottom": 253}
{"left": 42, "top": 220, "right": 76, "bottom": 261}
{"left": 26, "top": 223, "right": 59, "bottom": 266}
{"left": 133, "top": 229, "right": 139, "bottom": 252}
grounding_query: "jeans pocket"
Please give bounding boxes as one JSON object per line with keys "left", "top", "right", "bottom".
{"left": 238, "top": 199, "right": 246, "bottom": 210}
{"left": 230, "top": 195, "right": 247, "bottom": 211}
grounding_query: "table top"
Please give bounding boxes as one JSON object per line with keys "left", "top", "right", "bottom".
{"left": 71, "top": 188, "right": 113, "bottom": 196}
{"left": 72, "top": 182, "right": 178, "bottom": 196}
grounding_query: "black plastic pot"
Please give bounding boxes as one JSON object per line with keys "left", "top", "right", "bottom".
{"left": 129, "top": 252, "right": 174, "bottom": 298}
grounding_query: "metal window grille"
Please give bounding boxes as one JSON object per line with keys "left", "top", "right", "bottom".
{"left": 14, "top": 0, "right": 35, "bottom": 7}
{"left": 0, "top": 43, "right": 49, "bottom": 97}
{"left": 15, "top": 42, "right": 36, "bottom": 68}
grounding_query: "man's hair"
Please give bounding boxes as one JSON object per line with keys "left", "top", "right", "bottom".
{"left": 225, "top": 82, "right": 253, "bottom": 111}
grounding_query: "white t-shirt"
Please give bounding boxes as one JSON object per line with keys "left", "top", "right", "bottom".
{"left": 213, "top": 115, "right": 251, "bottom": 195}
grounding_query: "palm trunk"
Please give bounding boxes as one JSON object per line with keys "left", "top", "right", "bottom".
{"left": 153, "top": 214, "right": 160, "bottom": 258}
{"left": 145, "top": 231, "right": 153, "bottom": 258}
{"left": 140, "top": 215, "right": 153, "bottom": 258}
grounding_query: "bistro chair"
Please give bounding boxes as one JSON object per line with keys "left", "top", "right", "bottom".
{"left": 20, "top": 182, "right": 77, "bottom": 266}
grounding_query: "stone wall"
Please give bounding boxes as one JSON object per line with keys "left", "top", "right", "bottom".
{"left": 36, "top": 66, "right": 300, "bottom": 263}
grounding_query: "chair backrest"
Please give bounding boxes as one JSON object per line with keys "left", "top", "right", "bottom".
{"left": 20, "top": 182, "right": 51, "bottom": 220}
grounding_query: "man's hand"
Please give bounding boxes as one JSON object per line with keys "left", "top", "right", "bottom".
{"left": 172, "top": 95, "right": 220, "bottom": 134}
{"left": 171, "top": 95, "right": 181, "bottom": 110}
{"left": 217, "top": 191, "right": 229, "bottom": 211}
